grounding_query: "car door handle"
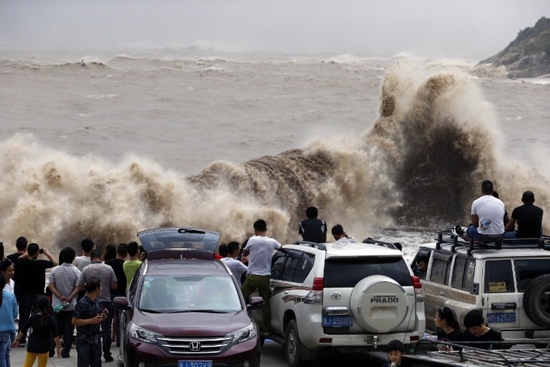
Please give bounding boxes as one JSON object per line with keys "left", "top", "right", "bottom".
{"left": 439, "top": 291, "right": 445, "bottom": 296}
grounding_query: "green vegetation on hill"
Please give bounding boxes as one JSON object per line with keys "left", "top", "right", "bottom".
{"left": 478, "top": 17, "right": 550, "bottom": 78}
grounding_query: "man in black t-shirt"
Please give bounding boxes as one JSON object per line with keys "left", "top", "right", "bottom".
{"left": 463, "top": 310, "right": 502, "bottom": 350}
{"left": 17, "top": 243, "right": 57, "bottom": 344}
{"left": 298, "top": 206, "right": 327, "bottom": 243}
{"left": 105, "top": 243, "right": 127, "bottom": 347}
{"left": 504, "top": 191, "right": 544, "bottom": 239}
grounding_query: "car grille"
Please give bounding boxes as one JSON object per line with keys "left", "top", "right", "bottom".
{"left": 157, "top": 336, "right": 232, "bottom": 355}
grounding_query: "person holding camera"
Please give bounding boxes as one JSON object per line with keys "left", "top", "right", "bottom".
{"left": 72, "top": 278, "right": 107, "bottom": 367}
{"left": 16, "top": 243, "right": 57, "bottom": 346}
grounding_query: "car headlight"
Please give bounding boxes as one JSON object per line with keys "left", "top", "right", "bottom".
{"left": 130, "top": 323, "right": 162, "bottom": 344}
{"left": 226, "top": 322, "right": 257, "bottom": 344}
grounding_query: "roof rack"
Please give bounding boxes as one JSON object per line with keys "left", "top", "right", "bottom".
{"left": 409, "top": 339, "right": 550, "bottom": 367}
{"left": 435, "top": 230, "right": 550, "bottom": 256}
{"left": 361, "top": 237, "right": 401, "bottom": 250}
{"left": 293, "top": 241, "right": 327, "bottom": 251}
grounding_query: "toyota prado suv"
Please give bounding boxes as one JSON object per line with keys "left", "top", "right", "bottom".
{"left": 411, "top": 230, "right": 550, "bottom": 346}
{"left": 258, "top": 239, "right": 425, "bottom": 367}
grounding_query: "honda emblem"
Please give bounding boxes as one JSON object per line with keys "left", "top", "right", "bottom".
{"left": 190, "top": 341, "right": 201, "bottom": 352}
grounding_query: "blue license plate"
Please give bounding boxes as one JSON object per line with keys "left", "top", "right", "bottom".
{"left": 322, "top": 315, "right": 353, "bottom": 327}
{"left": 487, "top": 312, "right": 516, "bottom": 323}
{"left": 178, "top": 361, "right": 212, "bottom": 367}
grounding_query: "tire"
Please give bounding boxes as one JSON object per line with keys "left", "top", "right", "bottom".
{"left": 350, "top": 275, "right": 410, "bottom": 333}
{"left": 523, "top": 274, "right": 550, "bottom": 328}
{"left": 285, "top": 320, "right": 311, "bottom": 367}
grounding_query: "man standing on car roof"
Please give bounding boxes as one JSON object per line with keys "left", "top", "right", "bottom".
{"left": 241, "top": 219, "right": 282, "bottom": 338}
{"left": 298, "top": 206, "right": 327, "bottom": 243}
{"left": 457, "top": 180, "right": 505, "bottom": 244}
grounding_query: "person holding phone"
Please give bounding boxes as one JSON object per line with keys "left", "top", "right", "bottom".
{"left": 77, "top": 250, "right": 117, "bottom": 363}
{"left": 72, "top": 278, "right": 107, "bottom": 367}
{"left": 15, "top": 244, "right": 56, "bottom": 346}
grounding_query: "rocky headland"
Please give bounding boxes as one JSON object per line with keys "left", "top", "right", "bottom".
{"left": 476, "top": 17, "right": 550, "bottom": 78}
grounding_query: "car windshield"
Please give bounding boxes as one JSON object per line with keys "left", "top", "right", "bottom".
{"left": 138, "top": 228, "right": 220, "bottom": 252}
{"left": 138, "top": 275, "right": 242, "bottom": 313}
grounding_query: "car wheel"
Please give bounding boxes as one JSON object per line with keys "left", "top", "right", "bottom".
{"left": 350, "top": 275, "right": 410, "bottom": 333}
{"left": 523, "top": 274, "right": 550, "bottom": 328}
{"left": 285, "top": 320, "right": 311, "bottom": 367}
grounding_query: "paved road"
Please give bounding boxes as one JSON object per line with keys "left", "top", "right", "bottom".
{"left": 8, "top": 341, "right": 385, "bottom": 367}
{"left": 9, "top": 344, "right": 118, "bottom": 367}
{"left": 261, "top": 339, "right": 386, "bottom": 367}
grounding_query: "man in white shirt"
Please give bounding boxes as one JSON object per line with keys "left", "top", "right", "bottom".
{"left": 458, "top": 180, "right": 505, "bottom": 244}
{"left": 331, "top": 224, "right": 356, "bottom": 243}
{"left": 48, "top": 246, "right": 81, "bottom": 358}
{"left": 221, "top": 242, "right": 247, "bottom": 285}
{"left": 241, "top": 219, "right": 282, "bottom": 337}
{"left": 74, "top": 238, "right": 94, "bottom": 271}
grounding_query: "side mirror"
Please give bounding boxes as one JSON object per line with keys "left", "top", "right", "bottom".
{"left": 112, "top": 296, "right": 132, "bottom": 311}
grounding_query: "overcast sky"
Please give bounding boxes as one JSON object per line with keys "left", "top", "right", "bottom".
{"left": 1, "top": 0, "right": 549, "bottom": 61}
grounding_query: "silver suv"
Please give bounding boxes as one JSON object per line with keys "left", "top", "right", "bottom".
{"left": 412, "top": 231, "right": 550, "bottom": 345}
{"left": 261, "top": 239, "right": 426, "bottom": 367}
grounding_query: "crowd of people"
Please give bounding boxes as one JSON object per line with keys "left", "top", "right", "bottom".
{"left": 0, "top": 237, "right": 145, "bottom": 367}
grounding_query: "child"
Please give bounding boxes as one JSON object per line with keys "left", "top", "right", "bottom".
{"left": 12, "top": 295, "right": 61, "bottom": 367}
{"left": 382, "top": 339, "right": 405, "bottom": 367}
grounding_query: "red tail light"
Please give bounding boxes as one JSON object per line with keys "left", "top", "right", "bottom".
{"left": 411, "top": 275, "right": 422, "bottom": 289}
{"left": 312, "top": 277, "right": 324, "bottom": 291}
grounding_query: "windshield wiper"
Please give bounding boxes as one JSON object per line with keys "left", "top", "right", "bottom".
{"left": 139, "top": 309, "right": 162, "bottom": 313}
{"left": 167, "top": 309, "right": 227, "bottom": 314}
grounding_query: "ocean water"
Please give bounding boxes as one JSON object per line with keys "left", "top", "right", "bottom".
{"left": 1, "top": 49, "right": 549, "bottom": 261}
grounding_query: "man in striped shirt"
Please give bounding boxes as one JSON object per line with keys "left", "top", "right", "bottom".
{"left": 48, "top": 246, "right": 81, "bottom": 358}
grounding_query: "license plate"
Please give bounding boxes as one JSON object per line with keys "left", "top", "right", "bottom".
{"left": 322, "top": 315, "right": 353, "bottom": 327}
{"left": 487, "top": 312, "right": 516, "bottom": 323}
{"left": 178, "top": 361, "right": 212, "bottom": 367}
